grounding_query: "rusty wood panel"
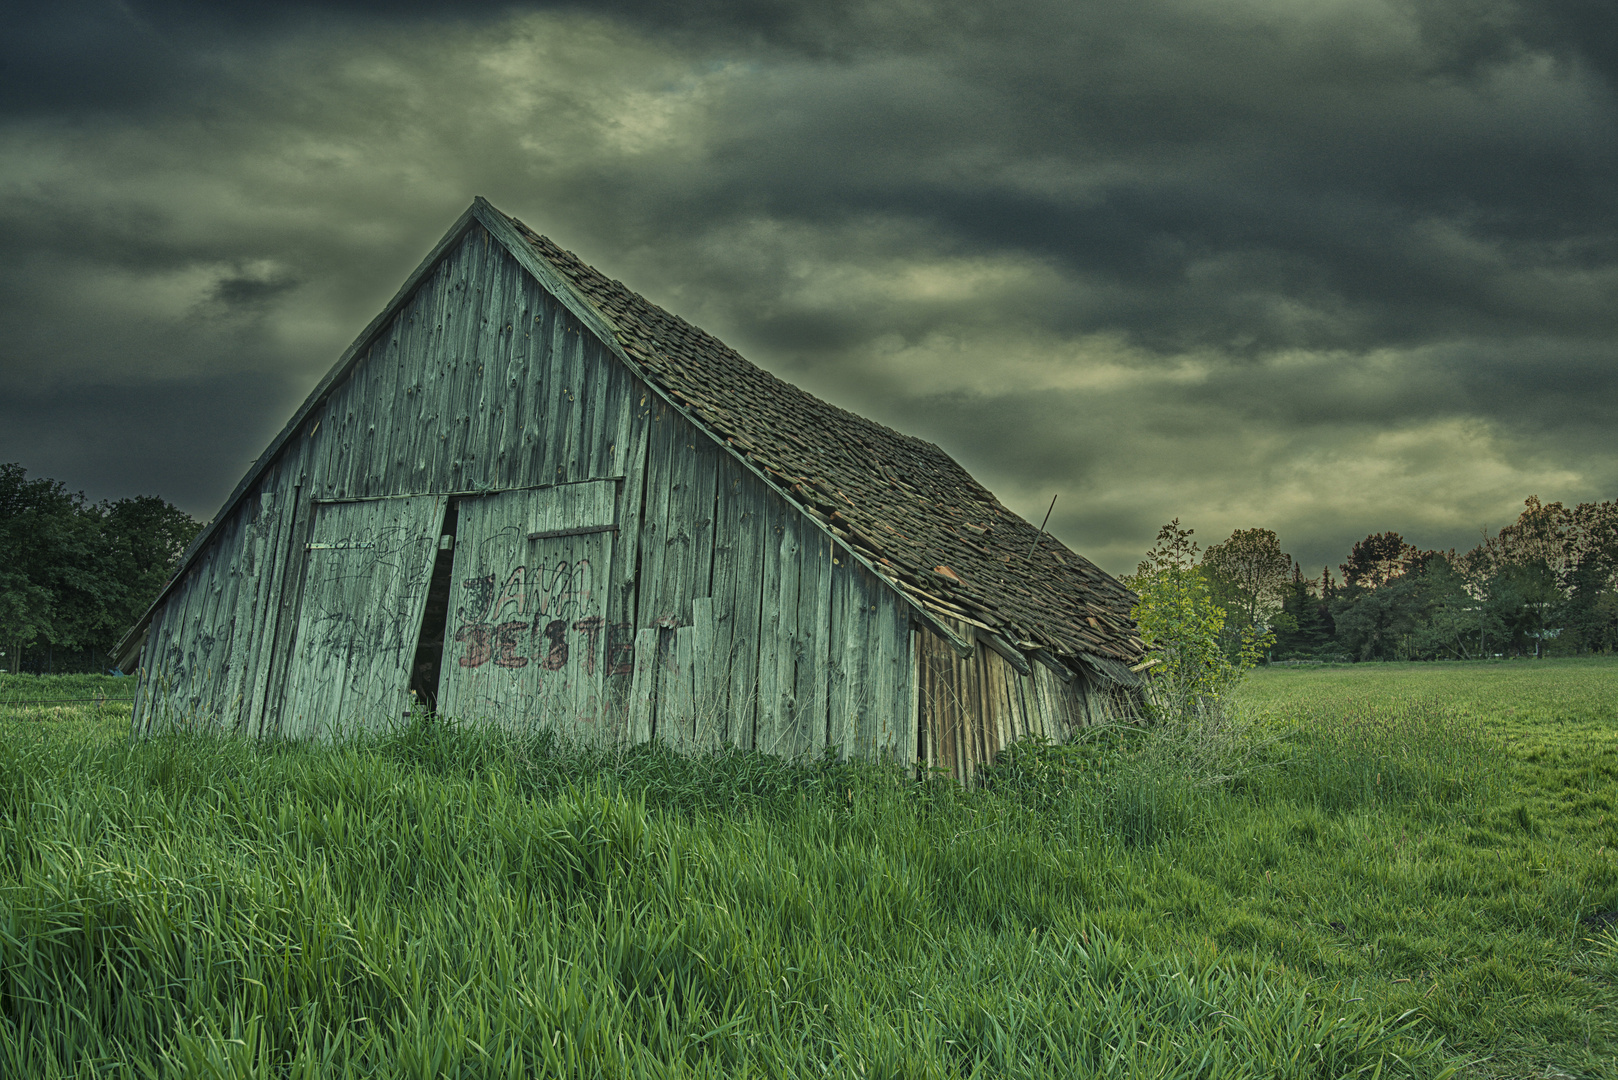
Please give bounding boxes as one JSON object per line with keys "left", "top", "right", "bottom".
{"left": 279, "top": 495, "right": 445, "bottom": 739}
{"left": 915, "top": 621, "right": 979, "bottom": 781}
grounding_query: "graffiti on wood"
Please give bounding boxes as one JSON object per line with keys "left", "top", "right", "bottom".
{"left": 451, "top": 558, "right": 620, "bottom": 673}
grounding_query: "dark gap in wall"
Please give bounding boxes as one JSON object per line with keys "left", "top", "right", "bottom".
{"left": 409, "top": 499, "right": 461, "bottom": 713}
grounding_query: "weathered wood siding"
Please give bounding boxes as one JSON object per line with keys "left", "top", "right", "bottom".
{"left": 435, "top": 481, "right": 617, "bottom": 740}
{"left": 279, "top": 495, "right": 445, "bottom": 738}
{"left": 915, "top": 617, "right": 1114, "bottom": 781}
{"left": 133, "top": 225, "right": 920, "bottom": 758}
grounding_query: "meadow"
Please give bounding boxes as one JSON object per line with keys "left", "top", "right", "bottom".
{"left": 0, "top": 660, "right": 1613, "bottom": 1078}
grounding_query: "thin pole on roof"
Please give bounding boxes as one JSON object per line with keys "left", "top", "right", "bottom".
{"left": 1027, "top": 494, "right": 1058, "bottom": 561}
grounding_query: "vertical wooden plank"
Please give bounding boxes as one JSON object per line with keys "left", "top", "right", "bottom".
{"left": 689, "top": 596, "right": 719, "bottom": 750}
{"left": 465, "top": 238, "right": 513, "bottom": 492}
{"left": 825, "top": 561, "right": 856, "bottom": 759}
{"left": 132, "top": 602, "right": 167, "bottom": 735}
{"left": 711, "top": 467, "right": 766, "bottom": 749}
{"left": 755, "top": 502, "right": 800, "bottom": 756}
{"left": 510, "top": 281, "right": 544, "bottom": 489}
{"left": 635, "top": 406, "right": 676, "bottom": 627}
{"left": 549, "top": 312, "right": 580, "bottom": 485}
{"left": 217, "top": 495, "right": 268, "bottom": 730}
{"left": 659, "top": 623, "right": 696, "bottom": 751}
{"left": 628, "top": 626, "right": 659, "bottom": 744}
{"left": 579, "top": 336, "right": 612, "bottom": 482}
{"left": 246, "top": 451, "right": 307, "bottom": 737}
{"left": 418, "top": 248, "right": 466, "bottom": 493}
{"left": 603, "top": 382, "right": 652, "bottom": 730}
{"left": 488, "top": 255, "right": 530, "bottom": 492}
{"left": 262, "top": 485, "right": 317, "bottom": 738}
{"left": 685, "top": 442, "right": 720, "bottom": 601}
{"left": 794, "top": 528, "right": 832, "bottom": 757}
{"left": 437, "top": 232, "right": 485, "bottom": 492}
{"left": 903, "top": 624, "right": 921, "bottom": 769}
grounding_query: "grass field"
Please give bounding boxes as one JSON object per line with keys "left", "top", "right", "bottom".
{"left": 0, "top": 660, "right": 1613, "bottom": 1078}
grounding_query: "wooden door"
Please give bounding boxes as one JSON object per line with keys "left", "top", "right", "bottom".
{"left": 280, "top": 495, "right": 446, "bottom": 738}
{"left": 436, "top": 481, "right": 618, "bottom": 738}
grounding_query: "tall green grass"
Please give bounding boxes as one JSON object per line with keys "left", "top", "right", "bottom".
{"left": 2, "top": 657, "right": 1616, "bottom": 1077}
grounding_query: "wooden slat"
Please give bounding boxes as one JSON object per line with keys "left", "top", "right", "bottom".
{"left": 755, "top": 499, "right": 800, "bottom": 756}
{"left": 628, "top": 626, "right": 659, "bottom": 744}
{"left": 826, "top": 559, "right": 858, "bottom": 759}
{"left": 794, "top": 528, "right": 832, "bottom": 756}
{"left": 689, "top": 596, "right": 719, "bottom": 750}
{"left": 710, "top": 465, "right": 765, "bottom": 748}
{"left": 659, "top": 623, "right": 696, "bottom": 751}
{"left": 603, "top": 384, "right": 652, "bottom": 731}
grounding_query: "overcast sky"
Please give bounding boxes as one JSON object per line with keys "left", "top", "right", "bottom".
{"left": 3, "top": 0, "right": 1613, "bottom": 577}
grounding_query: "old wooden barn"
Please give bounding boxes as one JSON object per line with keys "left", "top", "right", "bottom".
{"left": 116, "top": 198, "right": 1144, "bottom": 781}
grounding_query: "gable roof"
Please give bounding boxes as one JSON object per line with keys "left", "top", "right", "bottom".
{"left": 500, "top": 211, "right": 1143, "bottom": 673}
{"left": 117, "top": 199, "right": 1142, "bottom": 678}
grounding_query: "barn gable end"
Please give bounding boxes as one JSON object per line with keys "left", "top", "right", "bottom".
{"left": 121, "top": 200, "right": 1140, "bottom": 779}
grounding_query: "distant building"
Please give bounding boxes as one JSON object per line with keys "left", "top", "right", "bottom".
{"left": 117, "top": 199, "right": 1143, "bottom": 780}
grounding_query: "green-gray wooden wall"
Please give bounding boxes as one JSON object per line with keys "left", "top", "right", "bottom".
{"left": 131, "top": 224, "right": 1098, "bottom": 776}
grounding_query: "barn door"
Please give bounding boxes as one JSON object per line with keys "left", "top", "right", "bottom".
{"left": 436, "top": 480, "right": 617, "bottom": 738}
{"left": 280, "top": 495, "right": 446, "bottom": 738}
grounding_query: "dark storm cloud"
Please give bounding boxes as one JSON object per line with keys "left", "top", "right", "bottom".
{"left": 1, "top": 0, "right": 1614, "bottom": 573}
{"left": 0, "top": 372, "right": 301, "bottom": 515}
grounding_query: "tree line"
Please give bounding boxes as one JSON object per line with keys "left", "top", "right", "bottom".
{"left": 1143, "top": 496, "right": 1618, "bottom": 662}
{"left": 0, "top": 463, "right": 202, "bottom": 674}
